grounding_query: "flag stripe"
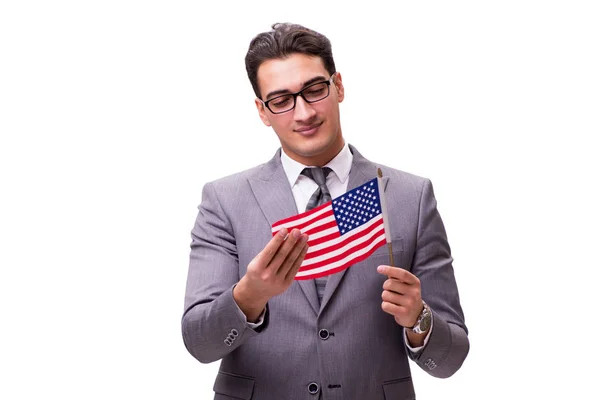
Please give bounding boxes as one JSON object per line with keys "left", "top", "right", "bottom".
{"left": 295, "top": 236, "right": 387, "bottom": 279}
{"left": 305, "top": 215, "right": 383, "bottom": 259}
{"left": 304, "top": 226, "right": 340, "bottom": 242}
{"left": 271, "top": 207, "right": 337, "bottom": 238}
{"left": 300, "top": 224, "right": 385, "bottom": 269}
{"left": 271, "top": 202, "right": 331, "bottom": 231}
{"left": 301, "top": 218, "right": 337, "bottom": 237}
{"left": 306, "top": 231, "right": 342, "bottom": 247}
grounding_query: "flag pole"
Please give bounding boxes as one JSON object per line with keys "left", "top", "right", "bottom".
{"left": 377, "top": 168, "right": 394, "bottom": 267}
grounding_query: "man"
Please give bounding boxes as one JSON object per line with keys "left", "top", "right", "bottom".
{"left": 182, "top": 23, "right": 468, "bottom": 399}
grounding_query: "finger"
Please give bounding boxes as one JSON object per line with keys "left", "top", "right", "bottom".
{"left": 377, "top": 265, "right": 418, "bottom": 285}
{"left": 266, "top": 229, "right": 303, "bottom": 270}
{"left": 381, "top": 301, "right": 409, "bottom": 318}
{"left": 381, "top": 289, "right": 404, "bottom": 305}
{"left": 285, "top": 240, "right": 309, "bottom": 281}
{"left": 381, "top": 290, "right": 420, "bottom": 310}
{"left": 277, "top": 233, "right": 308, "bottom": 276}
{"left": 382, "top": 279, "right": 414, "bottom": 295}
{"left": 256, "top": 228, "right": 288, "bottom": 267}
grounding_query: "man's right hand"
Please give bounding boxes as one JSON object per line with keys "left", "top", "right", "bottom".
{"left": 233, "top": 228, "right": 309, "bottom": 322}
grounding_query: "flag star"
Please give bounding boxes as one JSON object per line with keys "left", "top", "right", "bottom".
{"left": 370, "top": 201, "right": 373, "bottom": 205}
{"left": 370, "top": 182, "right": 374, "bottom": 185}
{"left": 373, "top": 196, "right": 377, "bottom": 200}
{"left": 370, "top": 214, "right": 373, "bottom": 217}
{"left": 355, "top": 222, "right": 359, "bottom": 226}
{"left": 376, "top": 210, "right": 379, "bottom": 214}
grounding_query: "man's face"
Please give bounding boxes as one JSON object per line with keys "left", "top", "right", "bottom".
{"left": 255, "top": 53, "right": 345, "bottom": 167}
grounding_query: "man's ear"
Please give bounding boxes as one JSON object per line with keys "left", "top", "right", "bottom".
{"left": 255, "top": 98, "right": 272, "bottom": 127}
{"left": 333, "top": 72, "right": 345, "bottom": 102}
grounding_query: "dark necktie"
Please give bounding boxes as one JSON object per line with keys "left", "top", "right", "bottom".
{"left": 301, "top": 167, "right": 332, "bottom": 304}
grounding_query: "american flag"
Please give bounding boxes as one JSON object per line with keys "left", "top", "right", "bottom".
{"left": 271, "top": 178, "right": 387, "bottom": 280}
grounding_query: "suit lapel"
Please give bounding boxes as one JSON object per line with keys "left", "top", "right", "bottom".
{"left": 319, "top": 145, "right": 389, "bottom": 313}
{"left": 248, "top": 150, "right": 320, "bottom": 315}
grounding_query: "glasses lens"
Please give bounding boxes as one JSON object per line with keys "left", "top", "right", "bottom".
{"left": 302, "top": 82, "right": 329, "bottom": 102}
{"left": 268, "top": 95, "right": 295, "bottom": 113}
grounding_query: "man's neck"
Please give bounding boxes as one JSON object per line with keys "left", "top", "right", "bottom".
{"left": 282, "top": 137, "right": 345, "bottom": 167}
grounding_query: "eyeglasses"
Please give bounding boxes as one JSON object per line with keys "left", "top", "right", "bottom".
{"left": 261, "top": 74, "right": 335, "bottom": 114}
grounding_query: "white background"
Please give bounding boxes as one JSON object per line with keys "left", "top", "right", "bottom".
{"left": 1, "top": 1, "right": 599, "bottom": 399}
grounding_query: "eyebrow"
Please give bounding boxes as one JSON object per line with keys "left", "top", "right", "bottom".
{"left": 265, "top": 76, "right": 329, "bottom": 100}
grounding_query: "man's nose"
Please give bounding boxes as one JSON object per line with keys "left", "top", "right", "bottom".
{"left": 293, "top": 96, "right": 317, "bottom": 121}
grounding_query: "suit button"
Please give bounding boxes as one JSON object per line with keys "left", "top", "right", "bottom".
{"left": 307, "top": 382, "right": 319, "bottom": 395}
{"left": 318, "top": 329, "right": 329, "bottom": 340}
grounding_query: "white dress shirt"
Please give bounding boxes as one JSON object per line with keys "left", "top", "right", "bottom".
{"left": 280, "top": 142, "right": 353, "bottom": 213}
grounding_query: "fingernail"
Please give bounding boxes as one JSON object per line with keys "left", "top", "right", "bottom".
{"left": 377, "top": 265, "right": 384, "bottom": 273}
{"left": 292, "top": 230, "right": 301, "bottom": 239}
{"left": 279, "top": 228, "right": 288, "bottom": 237}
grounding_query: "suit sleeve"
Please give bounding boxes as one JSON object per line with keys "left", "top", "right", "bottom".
{"left": 408, "top": 179, "right": 469, "bottom": 378}
{"left": 181, "top": 182, "right": 268, "bottom": 364}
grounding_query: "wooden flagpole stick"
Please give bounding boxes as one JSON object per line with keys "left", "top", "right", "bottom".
{"left": 377, "top": 168, "right": 394, "bottom": 267}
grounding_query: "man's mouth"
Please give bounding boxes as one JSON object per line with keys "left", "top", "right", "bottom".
{"left": 294, "top": 122, "right": 322, "bottom": 136}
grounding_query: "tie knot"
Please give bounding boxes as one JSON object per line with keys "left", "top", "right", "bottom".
{"left": 302, "top": 167, "right": 332, "bottom": 186}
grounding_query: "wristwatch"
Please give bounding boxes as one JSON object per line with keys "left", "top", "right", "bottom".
{"left": 411, "top": 301, "right": 432, "bottom": 334}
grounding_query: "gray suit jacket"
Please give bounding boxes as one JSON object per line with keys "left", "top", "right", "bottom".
{"left": 182, "top": 145, "right": 469, "bottom": 400}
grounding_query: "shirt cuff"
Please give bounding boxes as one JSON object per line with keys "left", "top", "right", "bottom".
{"left": 233, "top": 297, "right": 266, "bottom": 329}
{"left": 404, "top": 314, "right": 434, "bottom": 353}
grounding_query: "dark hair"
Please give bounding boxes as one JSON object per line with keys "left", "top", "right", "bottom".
{"left": 245, "top": 23, "right": 336, "bottom": 99}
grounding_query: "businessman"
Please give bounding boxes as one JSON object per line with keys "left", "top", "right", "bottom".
{"left": 182, "top": 23, "right": 469, "bottom": 399}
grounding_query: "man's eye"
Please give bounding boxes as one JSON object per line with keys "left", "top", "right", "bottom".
{"left": 272, "top": 97, "right": 292, "bottom": 107}
{"left": 306, "top": 87, "right": 325, "bottom": 95}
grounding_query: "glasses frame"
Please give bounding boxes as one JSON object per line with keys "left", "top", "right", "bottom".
{"left": 260, "top": 74, "right": 336, "bottom": 114}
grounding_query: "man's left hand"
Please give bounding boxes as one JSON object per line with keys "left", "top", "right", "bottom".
{"left": 376, "top": 265, "right": 424, "bottom": 329}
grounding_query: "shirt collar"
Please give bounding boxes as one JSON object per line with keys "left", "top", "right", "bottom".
{"left": 280, "top": 142, "right": 352, "bottom": 188}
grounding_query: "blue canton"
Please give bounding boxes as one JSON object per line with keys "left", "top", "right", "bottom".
{"left": 332, "top": 178, "right": 382, "bottom": 235}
